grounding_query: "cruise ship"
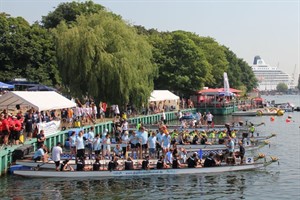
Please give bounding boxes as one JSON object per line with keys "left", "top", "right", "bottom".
{"left": 251, "top": 56, "right": 294, "bottom": 91}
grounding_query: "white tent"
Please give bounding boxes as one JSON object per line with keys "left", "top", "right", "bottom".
{"left": 149, "top": 90, "right": 179, "bottom": 111}
{"left": 0, "top": 91, "right": 76, "bottom": 111}
{"left": 149, "top": 90, "right": 180, "bottom": 102}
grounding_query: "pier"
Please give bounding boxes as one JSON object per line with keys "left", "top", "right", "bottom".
{"left": 0, "top": 108, "right": 196, "bottom": 176}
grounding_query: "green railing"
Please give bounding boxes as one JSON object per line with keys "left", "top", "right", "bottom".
{"left": 0, "top": 108, "right": 196, "bottom": 176}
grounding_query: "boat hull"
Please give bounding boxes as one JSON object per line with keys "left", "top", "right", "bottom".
{"left": 13, "top": 162, "right": 270, "bottom": 178}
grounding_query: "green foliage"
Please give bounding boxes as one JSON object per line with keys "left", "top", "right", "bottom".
{"left": 149, "top": 31, "right": 212, "bottom": 97}
{"left": 276, "top": 83, "right": 288, "bottom": 92}
{"left": 42, "top": 1, "right": 105, "bottom": 29}
{"left": 53, "top": 12, "right": 157, "bottom": 106}
{"left": 223, "top": 47, "right": 257, "bottom": 92}
{"left": 0, "top": 13, "right": 60, "bottom": 85}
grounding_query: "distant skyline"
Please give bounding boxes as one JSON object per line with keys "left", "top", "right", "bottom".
{"left": 1, "top": 0, "right": 299, "bottom": 79}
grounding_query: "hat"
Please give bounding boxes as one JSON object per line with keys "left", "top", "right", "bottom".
{"left": 104, "top": 129, "right": 108, "bottom": 132}
{"left": 12, "top": 115, "right": 17, "bottom": 119}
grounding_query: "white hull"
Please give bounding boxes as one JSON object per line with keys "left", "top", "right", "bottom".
{"left": 13, "top": 162, "right": 271, "bottom": 178}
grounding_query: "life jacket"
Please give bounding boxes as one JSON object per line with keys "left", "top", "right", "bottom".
{"left": 93, "top": 162, "right": 101, "bottom": 171}
{"left": 218, "top": 132, "right": 225, "bottom": 139}
{"left": 172, "top": 158, "right": 179, "bottom": 169}
{"left": 125, "top": 161, "right": 134, "bottom": 170}
{"left": 156, "top": 160, "right": 164, "bottom": 169}
{"left": 209, "top": 132, "right": 215, "bottom": 138}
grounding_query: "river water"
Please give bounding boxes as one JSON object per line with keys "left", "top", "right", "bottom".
{"left": 0, "top": 95, "right": 299, "bottom": 200}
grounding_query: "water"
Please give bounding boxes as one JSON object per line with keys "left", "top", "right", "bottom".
{"left": 0, "top": 95, "right": 299, "bottom": 200}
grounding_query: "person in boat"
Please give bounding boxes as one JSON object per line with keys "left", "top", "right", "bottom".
{"left": 52, "top": 142, "right": 63, "bottom": 171}
{"left": 33, "top": 144, "right": 48, "bottom": 163}
{"left": 76, "top": 157, "right": 86, "bottom": 171}
{"left": 148, "top": 131, "right": 157, "bottom": 159}
{"left": 172, "top": 154, "right": 183, "bottom": 169}
{"left": 156, "top": 128, "right": 164, "bottom": 159}
{"left": 203, "top": 152, "right": 219, "bottom": 167}
{"left": 249, "top": 123, "right": 255, "bottom": 137}
{"left": 165, "top": 148, "right": 173, "bottom": 166}
{"left": 161, "top": 131, "right": 171, "bottom": 155}
{"left": 124, "top": 156, "right": 134, "bottom": 170}
{"left": 108, "top": 157, "right": 119, "bottom": 171}
{"left": 93, "top": 157, "right": 101, "bottom": 171}
{"left": 192, "top": 132, "right": 200, "bottom": 144}
{"left": 156, "top": 155, "right": 168, "bottom": 169}
{"left": 225, "top": 137, "right": 235, "bottom": 164}
{"left": 141, "top": 155, "right": 150, "bottom": 170}
{"left": 121, "top": 131, "right": 129, "bottom": 158}
{"left": 187, "top": 152, "right": 199, "bottom": 168}
{"left": 76, "top": 130, "right": 85, "bottom": 160}
{"left": 129, "top": 131, "right": 138, "bottom": 159}
{"left": 208, "top": 130, "right": 216, "bottom": 144}
{"left": 218, "top": 130, "right": 226, "bottom": 144}
{"left": 178, "top": 147, "right": 188, "bottom": 164}
{"left": 60, "top": 159, "right": 74, "bottom": 171}
{"left": 93, "top": 134, "right": 102, "bottom": 157}
{"left": 69, "top": 131, "right": 77, "bottom": 159}
{"left": 113, "top": 144, "right": 123, "bottom": 158}
{"left": 235, "top": 140, "right": 245, "bottom": 164}
{"left": 102, "top": 134, "right": 111, "bottom": 159}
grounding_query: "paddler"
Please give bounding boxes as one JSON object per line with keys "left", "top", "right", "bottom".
{"left": 218, "top": 129, "right": 226, "bottom": 144}
{"left": 249, "top": 123, "right": 255, "bottom": 137}
{"left": 208, "top": 130, "right": 216, "bottom": 144}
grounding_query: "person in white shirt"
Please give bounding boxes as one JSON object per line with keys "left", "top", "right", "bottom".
{"left": 206, "top": 112, "right": 214, "bottom": 129}
{"left": 93, "top": 134, "right": 101, "bottom": 157}
{"left": 52, "top": 142, "right": 63, "bottom": 171}
{"left": 86, "top": 127, "right": 95, "bottom": 158}
{"left": 76, "top": 130, "right": 85, "bottom": 159}
{"left": 156, "top": 130, "right": 165, "bottom": 159}
{"left": 121, "top": 131, "right": 129, "bottom": 157}
{"left": 102, "top": 134, "right": 111, "bottom": 158}
{"left": 137, "top": 126, "right": 148, "bottom": 159}
{"left": 113, "top": 144, "right": 123, "bottom": 158}
{"left": 161, "top": 132, "right": 171, "bottom": 155}
{"left": 148, "top": 132, "right": 157, "bottom": 158}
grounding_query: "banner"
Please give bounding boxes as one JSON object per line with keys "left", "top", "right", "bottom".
{"left": 37, "top": 120, "right": 61, "bottom": 137}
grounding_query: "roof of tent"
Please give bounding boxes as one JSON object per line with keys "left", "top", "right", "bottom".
{"left": 149, "top": 90, "right": 179, "bottom": 102}
{"left": 197, "top": 88, "right": 242, "bottom": 95}
{"left": 0, "top": 91, "right": 76, "bottom": 111}
{"left": 0, "top": 82, "right": 14, "bottom": 89}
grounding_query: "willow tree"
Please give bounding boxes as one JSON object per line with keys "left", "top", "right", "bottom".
{"left": 53, "top": 12, "right": 156, "bottom": 107}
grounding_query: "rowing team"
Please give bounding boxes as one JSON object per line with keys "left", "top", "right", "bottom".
{"left": 57, "top": 153, "right": 220, "bottom": 172}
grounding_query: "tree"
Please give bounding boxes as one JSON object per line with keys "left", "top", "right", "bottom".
{"left": 0, "top": 13, "right": 60, "bottom": 85}
{"left": 276, "top": 83, "right": 288, "bottom": 92}
{"left": 53, "top": 12, "right": 157, "bottom": 107}
{"left": 41, "top": 1, "right": 105, "bottom": 29}
{"left": 150, "top": 31, "right": 212, "bottom": 97}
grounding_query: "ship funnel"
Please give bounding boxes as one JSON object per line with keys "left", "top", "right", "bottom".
{"left": 253, "top": 56, "right": 266, "bottom": 65}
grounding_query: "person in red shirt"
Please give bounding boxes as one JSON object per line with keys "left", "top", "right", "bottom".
{"left": 12, "top": 116, "right": 22, "bottom": 145}
{"left": 1, "top": 113, "right": 11, "bottom": 145}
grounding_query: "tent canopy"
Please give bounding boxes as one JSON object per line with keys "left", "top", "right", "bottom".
{"left": 0, "top": 91, "right": 76, "bottom": 111}
{"left": 197, "top": 88, "right": 242, "bottom": 95}
{"left": 149, "top": 90, "right": 179, "bottom": 102}
{"left": 0, "top": 82, "right": 14, "bottom": 89}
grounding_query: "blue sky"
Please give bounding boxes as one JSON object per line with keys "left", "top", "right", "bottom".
{"left": 0, "top": 0, "right": 299, "bottom": 78}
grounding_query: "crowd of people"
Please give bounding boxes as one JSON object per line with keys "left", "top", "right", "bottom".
{"left": 31, "top": 116, "right": 247, "bottom": 172}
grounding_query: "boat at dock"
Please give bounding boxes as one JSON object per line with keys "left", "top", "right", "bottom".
{"left": 13, "top": 159, "right": 276, "bottom": 178}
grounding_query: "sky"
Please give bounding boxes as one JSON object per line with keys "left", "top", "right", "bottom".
{"left": 0, "top": 0, "right": 299, "bottom": 79}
